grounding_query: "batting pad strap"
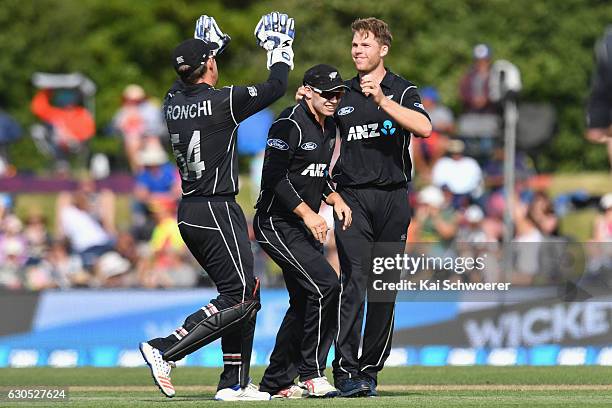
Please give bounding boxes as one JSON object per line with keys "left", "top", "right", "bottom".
{"left": 162, "top": 299, "right": 261, "bottom": 362}
{"left": 267, "top": 47, "right": 294, "bottom": 70}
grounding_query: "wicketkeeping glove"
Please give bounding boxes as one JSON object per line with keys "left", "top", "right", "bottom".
{"left": 194, "top": 15, "right": 231, "bottom": 56}
{"left": 254, "top": 12, "right": 295, "bottom": 70}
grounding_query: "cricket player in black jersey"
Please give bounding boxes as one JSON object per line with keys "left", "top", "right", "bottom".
{"left": 138, "top": 13, "right": 295, "bottom": 401}
{"left": 586, "top": 26, "right": 612, "bottom": 167}
{"left": 330, "top": 18, "right": 432, "bottom": 397}
{"left": 254, "top": 64, "right": 352, "bottom": 399}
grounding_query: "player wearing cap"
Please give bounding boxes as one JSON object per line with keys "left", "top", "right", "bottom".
{"left": 138, "top": 13, "right": 295, "bottom": 401}
{"left": 586, "top": 26, "right": 612, "bottom": 168}
{"left": 330, "top": 18, "right": 432, "bottom": 397}
{"left": 254, "top": 64, "right": 351, "bottom": 399}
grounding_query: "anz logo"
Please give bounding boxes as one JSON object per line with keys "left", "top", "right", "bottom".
{"left": 380, "top": 120, "right": 396, "bottom": 135}
{"left": 301, "top": 163, "right": 327, "bottom": 177}
{"left": 347, "top": 121, "right": 397, "bottom": 141}
{"left": 347, "top": 123, "right": 380, "bottom": 141}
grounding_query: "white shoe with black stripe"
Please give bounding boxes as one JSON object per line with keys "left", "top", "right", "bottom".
{"left": 139, "top": 342, "right": 175, "bottom": 398}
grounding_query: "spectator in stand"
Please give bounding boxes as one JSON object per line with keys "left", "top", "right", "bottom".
{"left": 135, "top": 146, "right": 181, "bottom": 199}
{"left": 31, "top": 88, "right": 95, "bottom": 169}
{"left": 455, "top": 204, "right": 504, "bottom": 283}
{"left": 115, "top": 230, "right": 146, "bottom": 278}
{"left": 132, "top": 145, "right": 181, "bottom": 240}
{"left": 0, "top": 239, "right": 23, "bottom": 289}
{"left": 55, "top": 178, "right": 117, "bottom": 240}
{"left": 40, "top": 239, "right": 89, "bottom": 288}
{"left": 421, "top": 86, "right": 455, "bottom": 134}
{"left": 527, "top": 191, "right": 563, "bottom": 238}
{"left": 511, "top": 195, "right": 545, "bottom": 285}
{"left": 77, "top": 178, "right": 117, "bottom": 236}
{"left": 0, "top": 215, "right": 27, "bottom": 289}
{"left": 23, "top": 263, "right": 57, "bottom": 290}
{"left": 0, "top": 108, "right": 21, "bottom": 176}
{"left": 22, "top": 209, "right": 51, "bottom": 265}
{"left": 56, "top": 190, "right": 114, "bottom": 271}
{"left": 483, "top": 145, "right": 534, "bottom": 193}
{"left": 457, "top": 45, "right": 500, "bottom": 158}
{"left": 96, "top": 251, "right": 136, "bottom": 288}
{"left": 456, "top": 205, "right": 487, "bottom": 243}
{"left": 408, "top": 186, "right": 458, "bottom": 280}
{"left": 431, "top": 139, "right": 483, "bottom": 208}
{"left": 594, "top": 193, "right": 612, "bottom": 242}
{"left": 412, "top": 87, "right": 454, "bottom": 181}
{"left": 529, "top": 192, "right": 575, "bottom": 284}
{"left": 459, "top": 44, "right": 496, "bottom": 113}
{"left": 0, "top": 214, "right": 28, "bottom": 269}
{"left": 112, "top": 84, "right": 167, "bottom": 172}
{"left": 140, "top": 198, "right": 195, "bottom": 288}
{"left": 410, "top": 185, "right": 458, "bottom": 245}
{"left": 482, "top": 145, "right": 533, "bottom": 230}
{"left": 412, "top": 130, "right": 446, "bottom": 183}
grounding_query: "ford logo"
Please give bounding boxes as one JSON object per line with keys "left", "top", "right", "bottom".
{"left": 337, "top": 106, "right": 354, "bottom": 116}
{"left": 267, "top": 138, "right": 289, "bottom": 150}
{"left": 301, "top": 142, "right": 317, "bottom": 151}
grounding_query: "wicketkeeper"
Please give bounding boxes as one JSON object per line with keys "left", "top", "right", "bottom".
{"left": 139, "top": 12, "right": 295, "bottom": 401}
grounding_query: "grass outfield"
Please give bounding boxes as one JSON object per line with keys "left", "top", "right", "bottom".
{"left": 1, "top": 367, "right": 612, "bottom": 407}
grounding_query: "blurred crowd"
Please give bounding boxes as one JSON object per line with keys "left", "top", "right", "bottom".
{"left": 0, "top": 44, "right": 610, "bottom": 291}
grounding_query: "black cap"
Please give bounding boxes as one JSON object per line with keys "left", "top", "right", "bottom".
{"left": 303, "top": 64, "right": 348, "bottom": 92}
{"left": 172, "top": 38, "right": 219, "bottom": 79}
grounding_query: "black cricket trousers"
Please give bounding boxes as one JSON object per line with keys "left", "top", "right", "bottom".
{"left": 148, "top": 196, "right": 256, "bottom": 390}
{"left": 254, "top": 212, "right": 340, "bottom": 393}
{"left": 332, "top": 185, "right": 410, "bottom": 384}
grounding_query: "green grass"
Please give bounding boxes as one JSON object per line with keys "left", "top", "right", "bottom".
{"left": 547, "top": 172, "right": 611, "bottom": 197}
{"left": 1, "top": 367, "right": 611, "bottom": 407}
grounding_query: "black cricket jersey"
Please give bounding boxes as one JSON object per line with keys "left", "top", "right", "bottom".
{"left": 164, "top": 63, "right": 289, "bottom": 197}
{"left": 587, "top": 62, "right": 612, "bottom": 128}
{"left": 255, "top": 99, "right": 337, "bottom": 218}
{"left": 332, "top": 69, "right": 430, "bottom": 188}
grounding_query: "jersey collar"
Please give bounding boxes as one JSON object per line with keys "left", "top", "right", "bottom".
{"left": 181, "top": 82, "right": 214, "bottom": 96}
{"left": 350, "top": 68, "right": 396, "bottom": 92}
{"left": 298, "top": 99, "right": 334, "bottom": 134}
{"left": 380, "top": 69, "right": 396, "bottom": 89}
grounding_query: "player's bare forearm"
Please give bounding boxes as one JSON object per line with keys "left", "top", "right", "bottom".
{"left": 325, "top": 192, "right": 352, "bottom": 230}
{"left": 585, "top": 128, "right": 612, "bottom": 143}
{"left": 293, "top": 202, "right": 328, "bottom": 243}
{"left": 324, "top": 191, "right": 342, "bottom": 206}
{"left": 379, "top": 97, "right": 432, "bottom": 138}
{"left": 361, "top": 74, "right": 431, "bottom": 137}
{"left": 292, "top": 201, "right": 314, "bottom": 219}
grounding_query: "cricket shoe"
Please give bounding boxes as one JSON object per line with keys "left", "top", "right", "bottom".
{"left": 139, "top": 342, "right": 175, "bottom": 398}
{"left": 299, "top": 376, "right": 340, "bottom": 398}
{"left": 271, "top": 384, "right": 309, "bottom": 399}
{"left": 335, "top": 377, "right": 371, "bottom": 397}
{"left": 214, "top": 383, "right": 271, "bottom": 401}
{"left": 360, "top": 375, "right": 378, "bottom": 397}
